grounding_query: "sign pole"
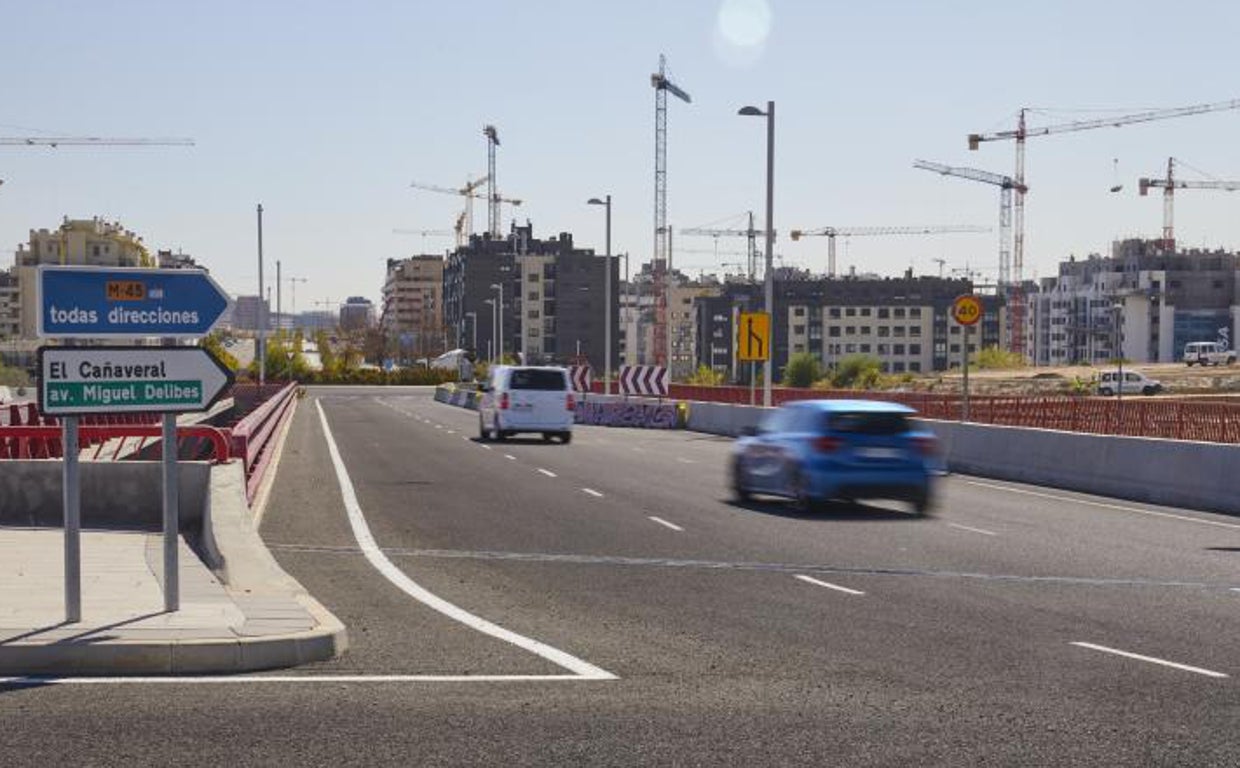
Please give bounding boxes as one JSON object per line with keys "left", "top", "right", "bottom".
{"left": 162, "top": 410, "right": 179, "bottom": 612}
{"left": 63, "top": 416, "right": 81, "bottom": 623}
{"left": 962, "top": 323, "right": 970, "bottom": 422}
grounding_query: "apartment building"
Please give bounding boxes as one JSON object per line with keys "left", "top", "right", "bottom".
{"left": 1028, "top": 240, "right": 1240, "bottom": 364}
{"left": 340, "top": 297, "right": 375, "bottom": 332}
{"left": 382, "top": 256, "right": 445, "bottom": 359}
{"left": 13, "top": 217, "right": 151, "bottom": 337}
{"left": 444, "top": 223, "right": 617, "bottom": 368}
{"left": 695, "top": 274, "right": 1002, "bottom": 382}
{"left": 0, "top": 270, "right": 19, "bottom": 340}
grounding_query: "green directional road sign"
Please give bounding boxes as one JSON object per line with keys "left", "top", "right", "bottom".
{"left": 38, "top": 345, "right": 234, "bottom": 416}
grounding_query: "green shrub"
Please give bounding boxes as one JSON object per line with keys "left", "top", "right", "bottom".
{"left": 686, "top": 364, "right": 725, "bottom": 386}
{"left": 829, "top": 354, "right": 883, "bottom": 389}
{"left": 973, "top": 346, "right": 1026, "bottom": 370}
{"left": 782, "top": 352, "right": 822, "bottom": 388}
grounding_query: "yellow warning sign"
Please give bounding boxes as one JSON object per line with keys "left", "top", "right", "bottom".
{"left": 737, "top": 311, "right": 771, "bottom": 361}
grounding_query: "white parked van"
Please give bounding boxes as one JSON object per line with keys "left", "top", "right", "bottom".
{"left": 1183, "top": 341, "right": 1236, "bottom": 367}
{"left": 1097, "top": 370, "right": 1163, "bottom": 397}
{"left": 477, "top": 365, "right": 575, "bottom": 443}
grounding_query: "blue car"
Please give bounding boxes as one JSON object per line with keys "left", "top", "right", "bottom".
{"left": 730, "top": 399, "right": 938, "bottom": 515}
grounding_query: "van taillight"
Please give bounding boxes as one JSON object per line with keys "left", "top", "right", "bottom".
{"left": 566, "top": 393, "right": 576, "bottom": 411}
{"left": 814, "top": 436, "right": 841, "bottom": 453}
{"left": 499, "top": 392, "right": 510, "bottom": 410}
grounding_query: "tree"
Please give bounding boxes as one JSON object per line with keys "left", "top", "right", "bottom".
{"left": 782, "top": 352, "right": 822, "bottom": 388}
{"left": 200, "top": 332, "right": 240, "bottom": 371}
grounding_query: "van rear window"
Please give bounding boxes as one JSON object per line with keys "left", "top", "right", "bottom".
{"left": 508, "top": 369, "right": 567, "bottom": 390}
{"left": 828, "top": 412, "right": 909, "bottom": 436}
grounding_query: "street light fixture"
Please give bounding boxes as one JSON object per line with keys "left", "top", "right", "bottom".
{"left": 587, "top": 195, "right": 613, "bottom": 393}
{"left": 738, "top": 101, "right": 775, "bottom": 407}
{"left": 490, "top": 283, "right": 504, "bottom": 363}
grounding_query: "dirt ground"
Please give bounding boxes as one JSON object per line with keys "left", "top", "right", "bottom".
{"left": 912, "top": 362, "right": 1240, "bottom": 398}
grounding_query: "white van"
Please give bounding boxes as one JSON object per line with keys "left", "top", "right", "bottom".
{"left": 1183, "top": 341, "right": 1236, "bottom": 367}
{"left": 477, "top": 365, "right": 575, "bottom": 443}
{"left": 1097, "top": 370, "right": 1163, "bottom": 396}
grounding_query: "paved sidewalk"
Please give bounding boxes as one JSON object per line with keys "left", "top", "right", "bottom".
{"left": 0, "top": 527, "right": 343, "bottom": 676}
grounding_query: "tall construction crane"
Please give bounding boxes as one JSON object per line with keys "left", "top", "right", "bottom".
{"left": 913, "top": 159, "right": 1026, "bottom": 288}
{"left": 788, "top": 225, "right": 990, "bottom": 277}
{"left": 410, "top": 175, "right": 521, "bottom": 241}
{"left": 483, "top": 125, "right": 501, "bottom": 238}
{"left": 1139, "top": 157, "right": 1240, "bottom": 252}
{"left": 967, "top": 98, "right": 1240, "bottom": 355}
{"left": 651, "top": 54, "right": 691, "bottom": 367}
{"left": 0, "top": 136, "right": 194, "bottom": 147}
{"left": 392, "top": 228, "right": 453, "bottom": 249}
{"left": 682, "top": 212, "right": 767, "bottom": 282}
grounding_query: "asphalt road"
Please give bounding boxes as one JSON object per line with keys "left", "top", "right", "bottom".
{"left": 3, "top": 385, "right": 1239, "bottom": 766}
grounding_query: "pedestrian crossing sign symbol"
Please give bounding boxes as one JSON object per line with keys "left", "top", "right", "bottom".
{"left": 737, "top": 311, "right": 771, "bottom": 361}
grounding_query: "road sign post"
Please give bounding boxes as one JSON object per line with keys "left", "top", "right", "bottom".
{"left": 952, "top": 295, "right": 982, "bottom": 421}
{"left": 38, "top": 267, "right": 231, "bottom": 620}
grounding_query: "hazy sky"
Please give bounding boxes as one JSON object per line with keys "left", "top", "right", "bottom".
{"left": 3, "top": 1, "right": 1240, "bottom": 310}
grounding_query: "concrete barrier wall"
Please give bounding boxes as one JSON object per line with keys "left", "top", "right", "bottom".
{"left": 0, "top": 461, "right": 210, "bottom": 529}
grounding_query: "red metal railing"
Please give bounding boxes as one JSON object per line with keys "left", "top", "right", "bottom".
{"left": 666, "top": 384, "right": 1240, "bottom": 444}
{"left": 229, "top": 382, "right": 299, "bottom": 502}
{"left": 0, "top": 424, "right": 231, "bottom": 462}
{"left": 0, "top": 382, "right": 300, "bottom": 503}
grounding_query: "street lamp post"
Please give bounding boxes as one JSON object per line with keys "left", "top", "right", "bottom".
{"left": 484, "top": 299, "right": 497, "bottom": 364}
{"left": 465, "top": 311, "right": 478, "bottom": 354}
{"left": 739, "top": 101, "right": 775, "bottom": 407}
{"left": 1113, "top": 302, "right": 1125, "bottom": 408}
{"left": 490, "top": 283, "right": 504, "bottom": 363}
{"left": 588, "top": 195, "right": 613, "bottom": 393}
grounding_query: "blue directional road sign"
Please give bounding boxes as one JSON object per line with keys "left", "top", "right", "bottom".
{"left": 38, "top": 266, "right": 231, "bottom": 338}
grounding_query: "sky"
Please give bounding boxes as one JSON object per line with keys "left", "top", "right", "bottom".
{"left": 3, "top": 1, "right": 1240, "bottom": 311}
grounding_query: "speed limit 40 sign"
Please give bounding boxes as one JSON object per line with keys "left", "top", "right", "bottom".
{"left": 952, "top": 294, "right": 982, "bottom": 327}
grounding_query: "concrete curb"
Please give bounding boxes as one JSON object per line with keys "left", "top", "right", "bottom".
{"left": 0, "top": 462, "right": 347, "bottom": 676}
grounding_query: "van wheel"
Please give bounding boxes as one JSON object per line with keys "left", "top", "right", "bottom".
{"left": 912, "top": 490, "right": 933, "bottom": 517}
{"left": 478, "top": 416, "right": 490, "bottom": 441}
{"left": 493, "top": 418, "right": 507, "bottom": 441}
{"left": 1099, "top": 387, "right": 1114, "bottom": 397}
{"left": 1142, "top": 386, "right": 1157, "bottom": 396}
{"left": 559, "top": 431, "right": 572, "bottom": 445}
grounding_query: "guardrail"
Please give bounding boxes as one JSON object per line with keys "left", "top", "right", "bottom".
{"left": 0, "top": 424, "right": 231, "bottom": 462}
{"left": 229, "top": 381, "right": 299, "bottom": 502}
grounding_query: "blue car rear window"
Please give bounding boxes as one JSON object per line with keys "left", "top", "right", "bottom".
{"left": 828, "top": 412, "right": 909, "bottom": 436}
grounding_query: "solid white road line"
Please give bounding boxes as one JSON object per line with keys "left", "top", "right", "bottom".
{"left": 647, "top": 516, "right": 683, "bottom": 532}
{"left": 582, "top": 488, "right": 604, "bottom": 498}
{"left": 676, "top": 458, "right": 695, "bottom": 464}
{"left": 1070, "top": 642, "right": 1227, "bottom": 679}
{"left": 315, "top": 400, "right": 616, "bottom": 681}
{"left": 946, "top": 522, "right": 998, "bottom": 537}
{"left": 965, "top": 480, "right": 1240, "bottom": 531}
{"left": 794, "top": 574, "right": 865, "bottom": 596}
{"left": 537, "top": 468, "right": 557, "bottom": 478}
{"left": 0, "top": 674, "right": 599, "bottom": 686}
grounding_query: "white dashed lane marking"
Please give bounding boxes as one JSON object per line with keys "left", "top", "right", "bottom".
{"left": 582, "top": 488, "right": 604, "bottom": 498}
{"left": 1070, "top": 642, "right": 1227, "bottom": 679}
{"left": 794, "top": 574, "right": 865, "bottom": 596}
{"left": 537, "top": 468, "right": 557, "bottom": 478}
{"left": 946, "top": 522, "right": 998, "bottom": 537}
{"left": 648, "top": 516, "right": 683, "bottom": 532}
